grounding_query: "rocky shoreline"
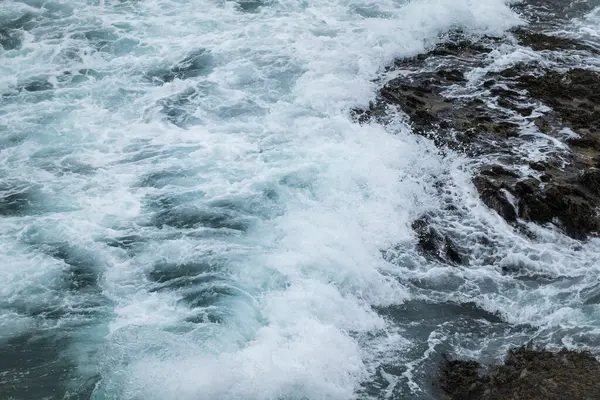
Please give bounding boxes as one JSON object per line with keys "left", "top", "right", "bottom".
{"left": 440, "top": 347, "right": 600, "bottom": 399}
{"left": 352, "top": 0, "right": 600, "bottom": 397}
{"left": 353, "top": 29, "right": 600, "bottom": 241}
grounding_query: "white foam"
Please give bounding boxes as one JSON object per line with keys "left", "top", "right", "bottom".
{"left": 5, "top": 0, "right": 600, "bottom": 398}
{"left": 574, "top": 6, "right": 600, "bottom": 41}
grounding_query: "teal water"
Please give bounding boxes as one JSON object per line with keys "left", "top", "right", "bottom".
{"left": 1, "top": 1, "right": 600, "bottom": 399}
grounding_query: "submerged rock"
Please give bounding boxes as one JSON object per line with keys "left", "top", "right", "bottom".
{"left": 0, "top": 28, "right": 22, "bottom": 51}
{"left": 143, "top": 49, "right": 213, "bottom": 85}
{"left": 440, "top": 347, "right": 600, "bottom": 400}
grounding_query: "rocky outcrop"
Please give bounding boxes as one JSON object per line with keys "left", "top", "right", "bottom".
{"left": 352, "top": 1, "right": 600, "bottom": 397}
{"left": 353, "top": 28, "right": 600, "bottom": 240}
{"left": 440, "top": 347, "right": 600, "bottom": 400}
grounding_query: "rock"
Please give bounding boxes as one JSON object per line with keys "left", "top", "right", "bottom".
{"left": 529, "top": 161, "right": 546, "bottom": 171}
{"left": 351, "top": 0, "right": 600, "bottom": 240}
{"left": 567, "top": 134, "right": 600, "bottom": 151}
{"left": 439, "top": 358, "right": 488, "bottom": 400}
{"left": 437, "top": 69, "right": 466, "bottom": 82}
{"left": 440, "top": 347, "right": 600, "bottom": 400}
{"left": 510, "top": 0, "right": 596, "bottom": 22}
{"left": 412, "top": 216, "right": 467, "bottom": 265}
{"left": 580, "top": 168, "right": 600, "bottom": 197}
{"left": 533, "top": 117, "right": 552, "bottom": 133}
{"left": 473, "top": 176, "right": 517, "bottom": 222}
{"left": 379, "top": 76, "right": 447, "bottom": 131}
{"left": 352, "top": 30, "right": 600, "bottom": 240}
{"left": 516, "top": 69, "right": 600, "bottom": 136}
{"left": 513, "top": 29, "right": 599, "bottom": 53}
{"left": 517, "top": 184, "right": 599, "bottom": 239}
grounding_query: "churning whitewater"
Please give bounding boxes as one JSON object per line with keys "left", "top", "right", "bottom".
{"left": 1, "top": 0, "right": 600, "bottom": 399}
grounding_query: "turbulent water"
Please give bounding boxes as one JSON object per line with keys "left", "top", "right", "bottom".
{"left": 1, "top": 0, "right": 600, "bottom": 399}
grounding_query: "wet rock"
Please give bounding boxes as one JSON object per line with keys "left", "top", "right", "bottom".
{"left": 517, "top": 183, "right": 599, "bottom": 240}
{"left": 440, "top": 347, "right": 600, "bottom": 400}
{"left": 567, "top": 133, "right": 600, "bottom": 151}
{"left": 379, "top": 75, "right": 449, "bottom": 132}
{"left": 427, "top": 37, "right": 495, "bottom": 58}
{"left": 436, "top": 69, "right": 466, "bottom": 82}
{"left": 478, "top": 165, "right": 520, "bottom": 179}
{"left": 517, "top": 69, "right": 600, "bottom": 136}
{"left": 352, "top": 20, "right": 600, "bottom": 240}
{"left": 439, "top": 358, "right": 488, "bottom": 399}
{"left": 529, "top": 161, "right": 546, "bottom": 171}
{"left": 514, "top": 29, "right": 599, "bottom": 53}
{"left": 471, "top": 162, "right": 600, "bottom": 239}
{"left": 580, "top": 168, "right": 600, "bottom": 196}
{"left": 412, "top": 215, "right": 467, "bottom": 265}
{"left": 510, "top": 0, "right": 597, "bottom": 22}
{"left": 473, "top": 175, "right": 517, "bottom": 222}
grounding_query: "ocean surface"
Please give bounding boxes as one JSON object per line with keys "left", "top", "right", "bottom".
{"left": 1, "top": 0, "right": 600, "bottom": 399}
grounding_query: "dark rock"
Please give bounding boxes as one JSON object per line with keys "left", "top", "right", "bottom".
{"left": 483, "top": 79, "right": 495, "bottom": 88}
{"left": 510, "top": 0, "right": 597, "bottom": 22}
{"left": 533, "top": 117, "right": 552, "bottom": 133}
{"left": 529, "top": 161, "right": 546, "bottom": 171}
{"left": 473, "top": 176, "right": 517, "bottom": 222}
{"left": 539, "top": 174, "right": 551, "bottom": 183}
{"left": 439, "top": 358, "right": 488, "bottom": 400}
{"left": 437, "top": 69, "right": 466, "bottom": 82}
{"left": 351, "top": 108, "right": 372, "bottom": 124}
{"left": 517, "top": 69, "right": 600, "bottom": 136}
{"left": 443, "top": 240, "right": 465, "bottom": 265}
{"left": 514, "top": 29, "right": 599, "bottom": 53}
{"left": 580, "top": 168, "right": 600, "bottom": 197}
{"left": 429, "top": 38, "right": 493, "bottom": 58}
{"left": 567, "top": 134, "right": 600, "bottom": 150}
{"left": 478, "top": 165, "right": 519, "bottom": 179}
{"left": 517, "top": 184, "right": 599, "bottom": 239}
{"left": 440, "top": 347, "right": 600, "bottom": 400}
{"left": 351, "top": 5, "right": 600, "bottom": 240}
{"left": 412, "top": 216, "right": 467, "bottom": 265}
{"left": 379, "top": 79, "right": 446, "bottom": 131}
{"left": 514, "top": 178, "right": 539, "bottom": 197}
